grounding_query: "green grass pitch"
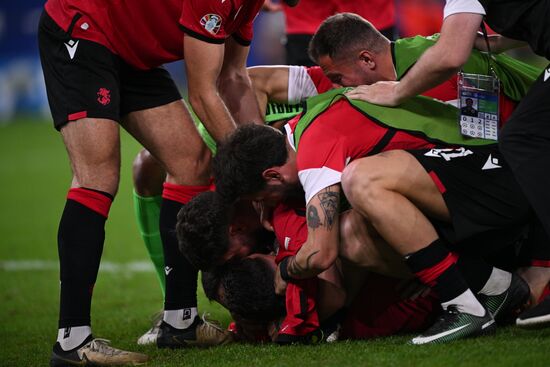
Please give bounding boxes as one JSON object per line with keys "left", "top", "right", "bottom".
{"left": 1, "top": 120, "right": 550, "bottom": 366}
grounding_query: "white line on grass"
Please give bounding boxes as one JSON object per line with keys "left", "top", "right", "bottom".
{"left": 0, "top": 260, "right": 154, "bottom": 273}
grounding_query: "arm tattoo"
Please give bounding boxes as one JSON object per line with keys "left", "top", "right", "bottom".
{"left": 307, "top": 205, "right": 322, "bottom": 228}
{"left": 317, "top": 189, "right": 339, "bottom": 230}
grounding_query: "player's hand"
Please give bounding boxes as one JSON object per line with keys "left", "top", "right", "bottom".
{"left": 252, "top": 200, "right": 274, "bottom": 232}
{"left": 262, "top": 0, "right": 283, "bottom": 12}
{"left": 274, "top": 264, "right": 288, "bottom": 295}
{"left": 345, "top": 81, "right": 403, "bottom": 107}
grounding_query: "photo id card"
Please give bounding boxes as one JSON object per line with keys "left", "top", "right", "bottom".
{"left": 458, "top": 72, "right": 500, "bottom": 141}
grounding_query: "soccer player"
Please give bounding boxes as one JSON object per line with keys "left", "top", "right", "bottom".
{"left": 203, "top": 253, "right": 439, "bottom": 343}
{"left": 132, "top": 63, "right": 330, "bottom": 344}
{"left": 38, "top": 0, "right": 299, "bottom": 365}
{"left": 308, "top": 13, "right": 539, "bottom": 125}
{"left": 342, "top": 1, "right": 550, "bottom": 326}
{"left": 212, "top": 90, "right": 533, "bottom": 344}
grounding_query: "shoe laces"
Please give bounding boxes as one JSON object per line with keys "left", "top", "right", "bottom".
{"left": 87, "top": 339, "right": 126, "bottom": 356}
{"left": 200, "top": 312, "right": 225, "bottom": 333}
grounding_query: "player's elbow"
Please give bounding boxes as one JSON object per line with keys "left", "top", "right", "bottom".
{"left": 218, "top": 69, "right": 249, "bottom": 89}
{"left": 441, "top": 53, "right": 467, "bottom": 72}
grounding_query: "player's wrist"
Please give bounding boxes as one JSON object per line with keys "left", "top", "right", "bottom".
{"left": 279, "top": 256, "right": 294, "bottom": 281}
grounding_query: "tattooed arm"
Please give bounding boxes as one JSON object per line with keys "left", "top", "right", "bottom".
{"left": 285, "top": 184, "right": 341, "bottom": 279}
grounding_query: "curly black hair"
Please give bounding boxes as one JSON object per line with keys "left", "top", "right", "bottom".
{"left": 205, "top": 257, "right": 285, "bottom": 321}
{"left": 213, "top": 124, "right": 288, "bottom": 202}
{"left": 176, "top": 191, "right": 231, "bottom": 271}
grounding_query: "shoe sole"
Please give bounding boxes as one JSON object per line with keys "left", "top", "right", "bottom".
{"left": 411, "top": 316, "right": 497, "bottom": 345}
{"left": 516, "top": 313, "right": 550, "bottom": 329}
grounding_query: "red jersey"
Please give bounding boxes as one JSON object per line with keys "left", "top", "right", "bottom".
{"left": 285, "top": 100, "right": 436, "bottom": 203}
{"left": 45, "top": 0, "right": 263, "bottom": 70}
{"left": 272, "top": 203, "right": 307, "bottom": 263}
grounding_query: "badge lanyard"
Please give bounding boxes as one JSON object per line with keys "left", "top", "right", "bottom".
{"left": 458, "top": 23, "right": 500, "bottom": 141}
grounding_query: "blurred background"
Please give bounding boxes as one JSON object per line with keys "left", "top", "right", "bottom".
{"left": 1, "top": 0, "right": 547, "bottom": 125}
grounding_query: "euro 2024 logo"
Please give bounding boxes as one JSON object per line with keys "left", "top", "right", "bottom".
{"left": 200, "top": 14, "right": 222, "bottom": 35}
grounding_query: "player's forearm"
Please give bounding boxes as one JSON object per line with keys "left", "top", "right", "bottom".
{"left": 396, "top": 13, "right": 481, "bottom": 103}
{"left": 283, "top": 239, "right": 339, "bottom": 279}
{"left": 395, "top": 45, "right": 464, "bottom": 103}
{"left": 219, "top": 72, "right": 263, "bottom": 126}
{"left": 474, "top": 34, "right": 527, "bottom": 53}
{"left": 189, "top": 91, "right": 237, "bottom": 143}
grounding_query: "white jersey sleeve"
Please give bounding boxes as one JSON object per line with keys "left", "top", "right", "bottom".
{"left": 444, "top": 0, "right": 485, "bottom": 19}
{"left": 287, "top": 65, "right": 319, "bottom": 103}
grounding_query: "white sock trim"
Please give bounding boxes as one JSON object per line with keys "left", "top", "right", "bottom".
{"left": 441, "top": 289, "right": 485, "bottom": 317}
{"left": 57, "top": 325, "right": 92, "bottom": 351}
{"left": 163, "top": 307, "right": 198, "bottom": 329}
{"left": 479, "top": 267, "right": 512, "bottom": 296}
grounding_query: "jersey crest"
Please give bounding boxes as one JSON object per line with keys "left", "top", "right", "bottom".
{"left": 200, "top": 14, "right": 223, "bottom": 35}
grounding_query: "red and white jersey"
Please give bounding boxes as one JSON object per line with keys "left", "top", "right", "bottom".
{"left": 287, "top": 66, "right": 333, "bottom": 103}
{"left": 284, "top": 100, "right": 436, "bottom": 204}
{"left": 45, "top": 0, "right": 263, "bottom": 70}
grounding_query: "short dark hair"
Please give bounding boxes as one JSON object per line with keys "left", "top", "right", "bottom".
{"left": 177, "top": 191, "right": 231, "bottom": 271}
{"left": 308, "top": 13, "right": 387, "bottom": 63}
{"left": 213, "top": 124, "right": 288, "bottom": 201}
{"left": 208, "top": 257, "right": 285, "bottom": 321}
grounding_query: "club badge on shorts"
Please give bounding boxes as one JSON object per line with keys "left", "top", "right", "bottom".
{"left": 200, "top": 14, "right": 222, "bottom": 35}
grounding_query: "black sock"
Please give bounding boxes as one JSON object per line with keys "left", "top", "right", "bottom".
{"left": 160, "top": 198, "right": 198, "bottom": 310}
{"left": 456, "top": 255, "right": 493, "bottom": 293}
{"left": 405, "top": 239, "right": 469, "bottom": 304}
{"left": 58, "top": 189, "right": 112, "bottom": 328}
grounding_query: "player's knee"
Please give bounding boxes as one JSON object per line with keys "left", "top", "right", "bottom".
{"left": 165, "top": 144, "right": 212, "bottom": 183}
{"left": 132, "top": 149, "right": 165, "bottom": 196}
{"left": 73, "top": 163, "right": 120, "bottom": 197}
{"left": 342, "top": 159, "right": 384, "bottom": 209}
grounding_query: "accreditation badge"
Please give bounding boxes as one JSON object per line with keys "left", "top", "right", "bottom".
{"left": 457, "top": 72, "right": 500, "bottom": 141}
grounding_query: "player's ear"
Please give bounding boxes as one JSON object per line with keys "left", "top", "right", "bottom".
{"left": 359, "top": 50, "right": 375, "bottom": 69}
{"left": 262, "top": 168, "right": 282, "bottom": 184}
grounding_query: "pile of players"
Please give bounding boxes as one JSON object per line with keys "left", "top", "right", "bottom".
{"left": 39, "top": 0, "right": 550, "bottom": 365}
{"left": 145, "top": 13, "right": 550, "bottom": 346}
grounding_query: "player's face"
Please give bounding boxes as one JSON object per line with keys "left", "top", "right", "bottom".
{"left": 318, "top": 54, "right": 379, "bottom": 88}
{"left": 221, "top": 200, "right": 272, "bottom": 264}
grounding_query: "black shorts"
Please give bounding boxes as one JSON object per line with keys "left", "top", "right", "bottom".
{"left": 38, "top": 11, "right": 182, "bottom": 130}
{"left": 409, "top": 145, "right": 532, "bottom": 244}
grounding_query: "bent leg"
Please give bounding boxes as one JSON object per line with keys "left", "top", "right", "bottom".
{"left": 132, "top": 149, "right": 166, "bottom": 297}
{"left": 123, "top": 100, "right": 211, "bottom": 334}
{"left": 342, "top": 150, "right": 488, "bottom": 343}
{"left": 341, "top": 150, "right": 449, "bottom": 256}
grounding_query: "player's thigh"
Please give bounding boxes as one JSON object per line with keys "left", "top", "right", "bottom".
{"left": 339, "top": 209, "right": 409, "bottom": 278}
{"left": 118, "top": 66, "right": 211, "bottom": 184}
{"left": 122, "top": 100, "right": 211, "bottom": 185}
{"left": 60, "top": 118, "right": 121, "bottom": 195}
{"left": 343, "top": 150, "right": 449, "bottom": 220}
